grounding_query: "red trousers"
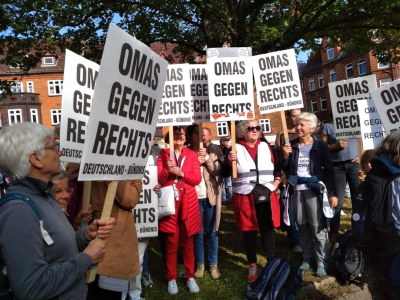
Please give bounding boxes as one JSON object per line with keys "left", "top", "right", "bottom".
{"left": 164, "top": 201, "right": 195, "bottom": 281}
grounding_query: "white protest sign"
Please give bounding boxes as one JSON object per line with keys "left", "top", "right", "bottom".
{"left": 328, "top": 75, "right": 377, "bottom": 140}
{"left": 370, "top": 78, "right": 400, "bottom": 133}
{"left": 207, "top": 47, "right": 252, "bottom": 58}
{"left": 78, "top": 23, "right": 168, "bottom": 181}
{"left": 356, "top": 98, "right": 386, "bottom": 150}
{"left": 207, "top": 56, "right": 255, "bottom": 122}
{"left": 157, "top": 64, "right": 193, "bottom": 126}
{"left": 133, "top": 165, "right": 158, "bottom": 238}
{"left": 60, "top": 50, "right": 99, "bottom": 163}
{"left": 252, "top": 49, "right": 303, "bottom": 114}
{"left": 190, "top": 65, "right": 210, "bottom": 122}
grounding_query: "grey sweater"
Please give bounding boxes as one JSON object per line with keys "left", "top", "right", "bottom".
{"left": 0, "top": 177, "right": 93, "bottom": 300}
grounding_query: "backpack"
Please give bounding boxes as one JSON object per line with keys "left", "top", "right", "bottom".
{"left": 352, "top": 173, "right": 400, "bottom": 258}
{"left": 0, "top": 193, "right": 42, "bottom": 300}
{"left": 331, "top": 230, "right": 364, "bottom": 284}
{"left": 246, "top": 257, "right": 302, "bottom": 300}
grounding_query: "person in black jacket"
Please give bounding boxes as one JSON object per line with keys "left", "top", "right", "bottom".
{"left": 282, "top": 112, "right": 338, "bottom": 277}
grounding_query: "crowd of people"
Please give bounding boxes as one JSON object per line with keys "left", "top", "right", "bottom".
{"left": 0, "top": 109, "right": 399, "bottom": 299}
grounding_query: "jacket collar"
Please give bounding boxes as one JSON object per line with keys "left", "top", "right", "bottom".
{"left": 372, "top": 155, "right": 400, "bottom": 175}
{"left": 10, "top": 176, "right": 53, "bottom": 195}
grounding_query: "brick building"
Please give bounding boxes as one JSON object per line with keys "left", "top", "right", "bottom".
{"left": 302, "top": 39, "right": 396, "bottom": 122}
{"left": 0, "top": 93, "right": 42, "bottom": 127}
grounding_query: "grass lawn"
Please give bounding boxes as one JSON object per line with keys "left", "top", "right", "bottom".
{"left": 141, "top": 198, "right": 358, "bottom": 299}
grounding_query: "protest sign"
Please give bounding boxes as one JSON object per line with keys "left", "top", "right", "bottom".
{"left": 207, "top": 56, "right": 255, "bottom": 122}
{"left": 207, "top": 47, "right": 252, "bottom": 58}
{"left": 78, "top": 23, "right": 168, "bottom": 181}
{"left": 328, "top": 75, "right": 377, "bottom": 140}
{"left": 133, "top": 165, "right": 158, "bottom": 238}
{"left": 370, "top": 78, "right": 400, "bottom": 133}
{"left": 253, "top": 49, "right": 303, "bottom": 114}
{"left": 356, "top": 98, "right": 386, "bottom": 150}
{"left": 158, "top": 64, "right": 193, "bottom": 126}
{"left": 60, "top": 50, "right": 99, "bottom": 163}
{"left": 190, "top": 65, "right": 210, "bottom": 122}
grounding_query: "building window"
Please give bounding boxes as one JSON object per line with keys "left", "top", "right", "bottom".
{"left": 309, "top": 77, "right": 315, "bottom": 91}
{"left": 8, "top": 109, "right": 23, "bottom": 125}
{"left": 26, "top": 81, "right": 34, "bottom": 93}
{"left": 259, "top": 119, "right": 271, "bottom": 133}
{"left": 327, "top": 47, "right": 334, "bottom": 60}
{"left": 10, "top": 81, "right": 23, "bottom": 93}
{"left": 318, "top": 74, "right": 325, "bottom": 88}
{"left": 345, "top": 64, "right": 354, "bottom": 79}
{"left": 48, "top": 80, "right": 63, "bottom": 96}
{"left": 329, "top": 69, "right": 337, "bottom": 82}
{"left": 311, "top": 100, "right": 318, "bottom": 112}
{"left": 216, "top": 122, "right": 228, "bottom": 137}
{"left": 42, "top": 57, "right": 55, "bottom": 65}
{"left": 320, "top": 96, "right": 327, "bottom": 111}
{"left": 380, "top": 78, "right": 392, "bottom": 87}
{"left": 377, "top": 59, "right": 390, "bottom": 69}
{"left": 50, "top": 109, "right": 62, "bottom": 125}
{"left": 30, "top": 109, "right": 39, "bottom": 123}
{"left": 358, "top": 59, "right": 367, "bottom": 75}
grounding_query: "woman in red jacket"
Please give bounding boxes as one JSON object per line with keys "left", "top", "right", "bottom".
{"left": 157, "top": 126, "right": 202, "bottom": 295}
{"left": 224, "top": 120, "right": 281, "bottom": 283}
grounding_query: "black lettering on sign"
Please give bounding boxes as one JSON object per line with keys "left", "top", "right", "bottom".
{"left": 214, "top": 82, "right": 247, "bottom": 97}
{"left": 193, "top": 100, "right": 209, "bottom": 112}
{"left": 335, "top": 115, "right": 360, "bottom": 129}
{"left": 381, "top": 83, "right": 400, "bottom": 105}
{"left": 166, "top": 68, "right": 183, "bottom": 81}
{"left": 73, "top": 90, "right": 91, "bottom": 116}
{"left": 191, "top": 84, "right": 208, "bottom": 97}
{"left": 76, "top": 63, "right": 98, "bottom": 90}
{"left": 160, "top": 100, "right": 191, "bottom": 115}
{"left": 142, "top": 170, "right": 150, "bottom": 185}
{"left": 336, "top": 99, "right": 358, "bottom": 113}
{"left": 190, "top": 68, "right": 207, "bottom": 81}
{"left": 258, "top": 53, "right": 289, "bottom": 70}
{"left": 258, "top": 85, "right": 299, "bottom": 103}
{"left": 164, "top": 84, "right": 185, "bottom": 98}
{"left": 260, "top": 70, "right": 293, "bottom": 86}
{"left": 214, "top": 61, "right": 245, "bottom": 76}
{"left": 67, "top": 118, "right": 86, "bottom": 143}
{"left": 335, "top": 80, "right": 369, "bottom": 98}
{"left": 387, "top": 104, "right": 400, "bottom": 124}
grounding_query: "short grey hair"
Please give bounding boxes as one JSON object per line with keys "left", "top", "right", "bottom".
{"left": 51, "top": 171, "right": 69, "bottom": 182}
{"left": 0, "top": 123, "right": 53, "bottom": 182}
{"left": 295, "top": 112, "right": 318, "bottom": 129}
{"left": 375, "top": 130, "right": 400, "bottom": 167}
{"left": 236, "top": 120, "right": 261, "bottom": 140}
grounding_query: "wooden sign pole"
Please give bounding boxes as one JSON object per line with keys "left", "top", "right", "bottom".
{"left": 199, "top": 123, "right": 204, "bottom": 148}
{"left": 169, "top": 126, "right": 174, "bottom": 160}
{"left": 86, "top": 180, "right": 119, "bottom": 283}
{"left": 231, "top": 121, "right": 237, "bottom": 179}
{"left": 280, "top": 111, "right": 290, "bottom": 145}
{"left": 357, "top": 138, "right": 364, "bottom": 158}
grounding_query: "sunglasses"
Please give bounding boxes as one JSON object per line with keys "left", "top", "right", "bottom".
{"left": 247, "top": 126, "right": 261, "bottom": 132}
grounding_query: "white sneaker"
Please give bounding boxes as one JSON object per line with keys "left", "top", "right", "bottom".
{"left": 186, "top": 278, "right": 200, "bottom": 293}
{"left": 167, "top": 279, "right": 178, "bottom": 295}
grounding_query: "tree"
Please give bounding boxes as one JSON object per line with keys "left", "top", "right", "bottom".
{"left": 2, "top": 0, "right": 400, "bottom": 71}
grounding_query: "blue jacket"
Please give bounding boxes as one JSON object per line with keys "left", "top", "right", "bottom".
{"left": 281, "top": 138, "right": 337, "bottom": 198}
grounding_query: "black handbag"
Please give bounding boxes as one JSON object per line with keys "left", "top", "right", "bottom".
{"left": 251, "top": 153, "right": 271, "bottom": 205}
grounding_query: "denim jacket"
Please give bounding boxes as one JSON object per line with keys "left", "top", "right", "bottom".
{"left": 281, "top": 138, "right": 337, "bottom": 198}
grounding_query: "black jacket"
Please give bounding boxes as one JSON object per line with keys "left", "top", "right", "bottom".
{"left": 281, "top": 138, "right": 337, "bottom": 198}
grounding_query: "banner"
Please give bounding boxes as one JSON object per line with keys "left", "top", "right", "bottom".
{"left": 356, "top": 98, "right": 386, "bottom": 150}
{"left": 133, "top": 165, "right": 158, "bottom": 238}
{"left": 60, "top": 50, "right": 99, "bottom": 163}
{"left": 370, "top": 78, "right": 400, "bottom": 133}
{"left": 157, "top": 64, "right": 193, "bottom": 126}
{"left": 207, "top": 56, "right": 255, "bottom": 122}
{"left": 190, "top": 65, "right": 210, "bottom": 122}
{"left": 253, "top": 49, "right": 303, "bottom": 114}
{"left": 78, "top": 23, "right": 168, "bottom": 181}
{"left": 328, "top": 75, "right": 377, "bottom": 139}
{"left": 206, "top": 47, "right": 252, "bottom": 58}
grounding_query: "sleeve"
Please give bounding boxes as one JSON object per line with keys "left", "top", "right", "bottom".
{"left": 271, "top": 146, "right": 281, "bottom": 178}
{"left": 157, "top": 150, "right": 171, "bottom": 186}
{"left": 182, "top": 152, "right": 202, "bottom": 186}
{"left": 320, "top": 142, "right": 337, "bottom": 198}
{"left": 204, "top": 152, "right": 221, "bottom": 177}
{"left": 112, "top": 180, "right": 142, "bottom": 210}
{"left": 75, "top": 226, "right": 92, "bottom": 252}
{"left": 0, "top": 202, "right": 92, "bottom": 300}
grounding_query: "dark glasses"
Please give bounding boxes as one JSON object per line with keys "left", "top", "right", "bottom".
{"left": 247, "top": 126, "right": 261, "bottom": 132}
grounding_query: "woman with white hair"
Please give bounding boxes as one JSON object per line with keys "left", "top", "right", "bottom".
{"left": 282, "top": 112, "right": 338, "bottom": 277}
{"left": 225, "top": 119, "right": 281, "bottom": 283}
{"left": 0, "top": 122, "right": 115, "bottom": 299}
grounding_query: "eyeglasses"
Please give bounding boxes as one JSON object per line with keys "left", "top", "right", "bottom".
{"left": 247, "top": 126, "right": 261, "bottom": 132}
{"left": 43, "top": 142, "right": 60, "bottom": 152}
{"left": 51, "top": 187, "right": 74, "bottom": 196}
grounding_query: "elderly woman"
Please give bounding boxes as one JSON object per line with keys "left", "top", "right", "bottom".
{"left": 0, "top": 123, "right": 115, "bottom": 299}
{"left": 157, "top": 126, "right": 202, "bottom": 294}
{"left": 225, "top": 119, "right": 281, "bottom": 283}
{"left": 352, "top": 131, "right": 400, "bottom": 298}
{"left": 282, "top": 112, "right": 338, "bottom": 277}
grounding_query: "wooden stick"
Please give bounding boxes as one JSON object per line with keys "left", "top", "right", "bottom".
{"left": 280, "top": 111, "right": 290, "bottom": 145}
{"left": 231, "top": 121, "right": 237, "bottom": 179}
{"left": 86, "top": 180, "right": 119, "bottom": 283}
{"left": 357, "top": 138, "right": 364, "bottom": 158}
{"left": 82, "top": 181, "right": 92, "bottom": 211}
{"left": 169, "top": 126, "right": 174, "bottom": 160}
{"left": 199, "top": 123, "right": 204, "bottom": 148}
